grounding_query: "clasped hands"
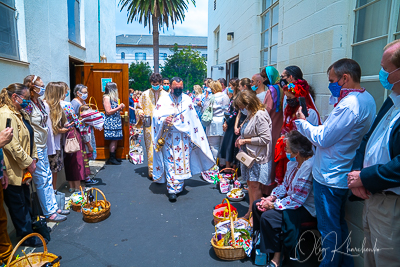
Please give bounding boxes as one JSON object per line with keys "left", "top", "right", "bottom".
{"left": 347, "top": 170, "right": 371, "bottom": 199}
{"left": 256, "top": 196, "right": 276, "bottom": 212}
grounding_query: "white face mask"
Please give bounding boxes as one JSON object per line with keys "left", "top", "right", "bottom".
{"left": 241, "top": 108, "right": 248, "bottom": 115}
{"left": 80, "top": 93, "right": 88, "bottom": 100}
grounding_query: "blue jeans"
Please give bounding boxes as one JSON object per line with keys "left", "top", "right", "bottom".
{"left": 32, "top": 147, "right": 57, "bottom": 216}
{"left": 313, "top": 180, "right": 354, "bottom": 267}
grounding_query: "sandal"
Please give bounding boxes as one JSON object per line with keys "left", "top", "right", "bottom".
{"left": 57, "top": 209, "right": 70, "bottom": 215}
{"left": 46, "top": 213, "right": 67, "bottom": 223}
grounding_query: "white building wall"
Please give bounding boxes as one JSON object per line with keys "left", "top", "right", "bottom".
{"left": 277, "top": 0, "right": 352, "bottom": 120}
{"left": 207, "top": 0, "right": 260, "bottom": 79}
{"left": 0, "top": 0, "right": 116, "bottom": 88}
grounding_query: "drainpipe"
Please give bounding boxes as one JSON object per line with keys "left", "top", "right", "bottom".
{"left": 98, "top": 0, "right": 101, "bottom": 62}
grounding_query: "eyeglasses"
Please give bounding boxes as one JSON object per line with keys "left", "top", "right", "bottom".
{"left": 17, "top": 94, "right": 30, "bottom": 101}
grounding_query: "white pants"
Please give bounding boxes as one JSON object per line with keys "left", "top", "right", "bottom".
{"left": 207, "top": 136, "right": 225, "bottom": 165}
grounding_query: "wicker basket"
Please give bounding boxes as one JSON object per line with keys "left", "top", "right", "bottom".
{"left": 7, "top": 233, "right": 60, "bottom": 267}
{"left": 211, "top": 198, "right": 247, "bottom": 261}
{"left": 213, "top": 198, "right": 237, "bottom": 225}
{"left": 82, "top": 187, "right": 111, "bottom": 223}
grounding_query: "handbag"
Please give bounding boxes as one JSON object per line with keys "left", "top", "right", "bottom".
{"left": 201, "top": 96, "right": 214, "bottom": 127}
{"left": 32, "top": 216, "right": 51, "bottom": 242}
{"left": 64, "top": 129, "right": 80, "bottom": 154}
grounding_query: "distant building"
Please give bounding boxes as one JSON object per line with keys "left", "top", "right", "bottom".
{"left": 116, "top": 34, "right": 208, "bottom": 69}
{"left": 207, "top": 0, "right": 400, "bottom": 119}
{"left": 0, "top": 0, "right": 116, "bottom": 90}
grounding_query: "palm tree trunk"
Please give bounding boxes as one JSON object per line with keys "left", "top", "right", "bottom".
{"left": 152, "top": 14, "right": 159, "bottom": 73}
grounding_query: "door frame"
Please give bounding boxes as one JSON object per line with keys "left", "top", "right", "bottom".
{"left": 74, "top": 62, "right": 130, "bottom": 159}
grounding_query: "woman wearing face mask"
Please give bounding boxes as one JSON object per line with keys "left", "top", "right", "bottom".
{"left": 220, "top": 78, "right": 240, "bottom": 169}
{"left": 23, "top": 75, "right": 68, "bottom": 223}
{"left": 252, "top": 130, "right": 315, "bottom": 267}
{"left": 60, "top": 82, "right": 91, "bottom": 191}
{"left": 234, "top": 78, "right": 255, "bottom": 137}
{"left": 103, "top": 82, "right": 125, "bottom": 166}
{"left": 274, "top": 67, "right": 321, "bottom": 184}
{"left": 206, "top": 80, "right": 230, "bottom": 165}
{"left": 234, "top": 90, "right": 273, "bottom": 219}
{"left": 70, "top": 84, "right": 98, "bottom": 185}
{"left": 136, "top": 73, "right": 167, "bottom": 177}
{"left": 0, "top": 83, "right": 42, "bottom": 246}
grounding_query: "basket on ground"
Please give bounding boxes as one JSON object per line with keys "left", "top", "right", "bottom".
{"left": 211, "top": 198, "right": 247, "bottom": 261}
{"left": 82, "top": 187, "right": 111, "bottom": 223}
{"left": 7, "top": 233, "right": 60, "bottom": 267}
{"left": 213, "top": 198, "right": 237, "bottom": 225}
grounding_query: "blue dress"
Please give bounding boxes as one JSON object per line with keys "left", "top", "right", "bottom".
{"left": 129, "top": 97, "right": 136, "bottom": 124}
{"left": 104, "top": 97, "right": 123, "bottom": 140}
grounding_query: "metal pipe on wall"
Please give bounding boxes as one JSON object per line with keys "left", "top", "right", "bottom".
{"left": 98, "top": 0, "right": 101, "bottom": 62}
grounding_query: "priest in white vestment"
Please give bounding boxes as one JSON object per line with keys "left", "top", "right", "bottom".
{"left": 152, "top": 77, "right": 215, "bottom": 201}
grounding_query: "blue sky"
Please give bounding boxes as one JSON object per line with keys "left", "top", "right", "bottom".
{"left": 115, "top": 0, "right": 208, "bottom": 37}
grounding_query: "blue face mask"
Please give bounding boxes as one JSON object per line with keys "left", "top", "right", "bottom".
{"left": 241, "top": 108, "right": 248, "bottom": 116}
{"left": 151, "top": 85, "right": 160, "bottom": 90}
{"left": 130, "top": 93, "right": 133, "bottom": 97}
{"left": 228, "top": 87, "right": 234, "bottom": 93}
{"left": 379, "top": 67, "right": 400, "bottom": 90}
{"left": 163, "top": 85, "right": 169, "bottom": 91}
{"left": 286, "top": 152, "right": 296, "bottom": 162}
{"left": 34, "top": 85, "right": 46, "bottom": 96}
{"left": 328, "top": 78, "right": 343, "bottom": 97}
{"left": 65, "top": 91, "right": 69, "bottom": 98}
{"left": 251, "top": 85, "right": 258, "bottom": 91}
{"left": 17, "top": 95, "right": 31, "bottom": 109}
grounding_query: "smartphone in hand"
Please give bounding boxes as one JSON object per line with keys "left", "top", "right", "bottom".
{"left": 6, "top": 118, "right": 11, "bottom": 128}
{"left": 299, "top": 97, "right": 309, "bottom": 117}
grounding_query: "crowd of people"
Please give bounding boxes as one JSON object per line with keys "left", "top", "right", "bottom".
{"left": 133, "top": 39, "right": 400, "bottom": 267}
{"left": 0, "top": 39, "right": 398, "bottom": 266}
{"left": 0, "top": 76, "right": 127, "bottom": 263}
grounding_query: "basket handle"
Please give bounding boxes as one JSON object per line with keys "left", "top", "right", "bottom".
{"left": 221, "top": 198, "right": 231, "bottom": 219}
{"left": 88, "top": 96, "right": 99, "bottom": 110}
{"left": 7, "top": 232, "right": 48, "bottom": 266}
{"left": 88, "top": 187, "right": 107, "bottom": 203}
{"left": 224, "top": 198, "right": 238, "bottom": 248}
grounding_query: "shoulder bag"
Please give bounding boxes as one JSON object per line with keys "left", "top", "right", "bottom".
{"left": 235, "top": 115, "right": 261, "bottom": 168}
{"left": 64, "top": 128, "right": 80, "bottom": 154}
{"left": 201, "top": 96, "right": 215, "bottom": 127}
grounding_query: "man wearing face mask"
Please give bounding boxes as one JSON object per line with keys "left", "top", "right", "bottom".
{"left": 162, "top": 77, "right": 170, "bottom": 92}
{"left": 347, "top": 40, "right": 400, "bottom": 267}
{"left": 295, "top": 59, "right": 376, "bottom": 267}
{"left": 136, "top": 73, "right": 168, "bottom": 179}
{"left": 152, "top": 77, "right": 215, "bottom": 201}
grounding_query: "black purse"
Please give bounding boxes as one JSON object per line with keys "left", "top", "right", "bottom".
{"left": 30, "top": 185, "right": 43, "bottom": 217}
{"left": 32, "top": 215, "right": 51, "bottom": 241}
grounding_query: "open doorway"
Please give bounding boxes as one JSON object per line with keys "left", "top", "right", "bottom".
{"left": 69, "top": 56, "right": 84, "bottom": 100}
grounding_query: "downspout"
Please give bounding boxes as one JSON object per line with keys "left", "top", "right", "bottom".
{"left": 98, "top": 0, "right": 101, "bottom": 62}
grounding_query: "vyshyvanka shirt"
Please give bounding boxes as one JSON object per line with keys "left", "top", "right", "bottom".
{"left": 363, "top": 91, "right": 400, "bottom": 195}
{"left": 295, "top": 91, "right": 376, "bottom": 189}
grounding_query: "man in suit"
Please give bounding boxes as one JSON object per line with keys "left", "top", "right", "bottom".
{"left": 348, "top": 39, "right": 400, "bottom": 267}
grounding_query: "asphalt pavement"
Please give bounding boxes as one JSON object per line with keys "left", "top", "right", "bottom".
{"left": 31, "top": 157, "right": 319, "bottom": 266}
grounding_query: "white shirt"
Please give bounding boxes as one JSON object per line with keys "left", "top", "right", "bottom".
{"left": 295, "top": 91, "right": 376, "bottom": 188}
{"left": 364, "top": 92, "right": 400, "bottom": 194}
{"left": 257, "top": 90, "right": 267, "bottom": 103}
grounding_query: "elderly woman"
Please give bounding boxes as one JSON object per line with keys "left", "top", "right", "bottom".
{"left": 252, "top": 130, "right": 315, "bottom": 267}
{"left": 234, "top": 90, "right": 273, "bottom": 219}
{"left": 0, "top": 83, "right": 43, "bottom": 246}
{"left": 206, "top": 80, "right": 230, "bottom": 163}
{"left": 70, "top": 84, "right": 99, "bottom": 185}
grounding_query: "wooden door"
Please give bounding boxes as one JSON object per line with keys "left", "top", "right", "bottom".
{"left": 75, "top": 63, "right": 130, "bottom": 160}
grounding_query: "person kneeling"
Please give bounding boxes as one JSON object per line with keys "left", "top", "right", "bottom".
{"left": 252, "top": 130, "right": 315, "bottom": 267}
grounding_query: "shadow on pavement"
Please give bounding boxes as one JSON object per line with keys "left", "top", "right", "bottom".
{"left": 134, "top": 166, "right": 149, "bottom": 178}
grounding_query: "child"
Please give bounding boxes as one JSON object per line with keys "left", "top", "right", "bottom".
{"left": 79, "top": 105, "right": 94, "bottom": 159}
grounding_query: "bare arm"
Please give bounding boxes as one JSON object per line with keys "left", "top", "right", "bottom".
{"left": 103, "top": 96, "right": 123, "bottom": 116}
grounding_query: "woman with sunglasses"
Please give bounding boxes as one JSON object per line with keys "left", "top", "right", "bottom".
{"left": 23, "top": 75, "right": 68, "bottom": 223}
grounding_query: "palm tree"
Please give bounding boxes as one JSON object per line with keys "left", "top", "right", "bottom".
{"left": 119, "top": 0, "right": 196, "bottom": 73}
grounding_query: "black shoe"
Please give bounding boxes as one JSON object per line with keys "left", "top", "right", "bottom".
{"left": 168, "top": 193, "right": 177, "bottom": 202}
{"left": 106, "top": 157, "right": 121, "bottom": 165}
{"left": 115, "top": 158, "right": 123, "bottom": 162}
{"left": 21, "top": 236, "right": 47, "bottom": 247}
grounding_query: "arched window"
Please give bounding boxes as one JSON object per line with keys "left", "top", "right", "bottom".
{"left": 121, "top": 52, "right": 125, "bottom": 59}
